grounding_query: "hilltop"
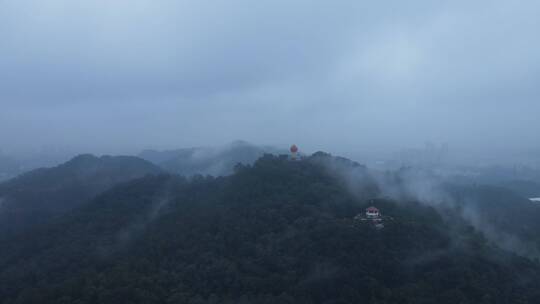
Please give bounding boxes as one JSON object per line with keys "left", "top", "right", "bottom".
{"left": 1, "top": 153, "right": 539, "bottom": 304}
{"left": 0, "top": 154, "right": 163, "bottom": 237}
{"left": 138, "top": 141, "right": 286, "bottom": 176}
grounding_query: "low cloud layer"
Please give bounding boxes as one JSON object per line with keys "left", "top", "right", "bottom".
{"left": 1, "top": 1, "right": 539, "bottom": 160}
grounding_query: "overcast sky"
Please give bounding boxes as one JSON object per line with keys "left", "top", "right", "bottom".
{"left": 1, "top": 0, "right": 539, "bottom": 160}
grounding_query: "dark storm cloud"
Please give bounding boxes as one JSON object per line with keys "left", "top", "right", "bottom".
{"left": 1, "top": 0, "right": 539, "bottom": 158}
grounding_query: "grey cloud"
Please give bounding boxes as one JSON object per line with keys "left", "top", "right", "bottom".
{"left": 1, "top": 0, "right": 539, "bottom": 159}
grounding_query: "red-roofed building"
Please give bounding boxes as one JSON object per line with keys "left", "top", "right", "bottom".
{"left": 366, "top": 206, "right": 380, "bottom": 219}
{"left": 290, "top": 144, "right": 299, "bottom": 160}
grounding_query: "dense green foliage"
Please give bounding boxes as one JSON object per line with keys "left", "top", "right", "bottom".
{"left": 1, "top": 154, "right": 540, "bottom": 303}
{"left": 0, "top": 154, "right": 162, "bottom": 237}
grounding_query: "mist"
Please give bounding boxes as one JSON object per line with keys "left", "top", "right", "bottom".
{"left": 1, "top": 0, "right": 539, "bottom": 165}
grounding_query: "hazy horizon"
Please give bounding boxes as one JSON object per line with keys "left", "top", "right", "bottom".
{"left": 1, "top": 1, "right": 539, "bottom": 165}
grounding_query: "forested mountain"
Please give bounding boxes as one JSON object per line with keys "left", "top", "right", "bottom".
{"left": 0, "top": 154, "right": 163, "bottom": 237}
{"left": 442, "top": 184, "right": 540, "bottom": 257}
{"left": 139, "top": 141, "right": 286, "bottom": 176}
{"left": 1, "top": 153, "right": 539, "bottom": 304}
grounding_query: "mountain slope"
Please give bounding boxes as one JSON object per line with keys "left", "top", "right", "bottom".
{"left": 139, "top": 141, "right": 287, "bottom": 176}
{"left": 0, "top": 154, "right": 163, "bottom": 236}
{"left": 1, "top": 154, "right": 539, "bottom": 304}
{"left": 372, "top": 167, "right": 540, "bottom": 258}
{"left": 442, "top": 184, "right": 540, "bottom": 257}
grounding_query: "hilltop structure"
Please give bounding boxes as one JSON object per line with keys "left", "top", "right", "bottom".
{"left": 290, "top": 144, "right": 299, "bottom": 160}
{"left": 354, "top": 206, "right": 384, "bottom": 229}
{"left": 366, "top": 206, "right": 380, "bottom": 219}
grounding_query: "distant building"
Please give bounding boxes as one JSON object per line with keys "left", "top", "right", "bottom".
{"left": 290, "top": 144, "right": 299, "bottom": 160}
{"left": 353, "top": 206, "right": 385, "bottom": 229}
{"left": 366, "top": 206, "right": 380, "bottom": 219}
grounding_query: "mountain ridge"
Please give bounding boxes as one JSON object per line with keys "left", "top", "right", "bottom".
{"left": 0, "top": 154, "right": 163, "bottom": 237}
{"left": 1, "top": 153, "right": 539, "bottom": 303}
{"left": 138, "top": 141, "right": 287, "bottom": 176}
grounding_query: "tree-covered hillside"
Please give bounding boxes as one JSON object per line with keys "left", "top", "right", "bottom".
{"left": 139, "top": 141, "right": 286, "bottom": 176}
{"left": 0, "top": 154, "right": 163, "bottom": 237}
{"left": 1, "top": 154, "right": 539, "bottom": 304}
{"left": 442, "top": 184, "right": 540, "bottom": 257}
